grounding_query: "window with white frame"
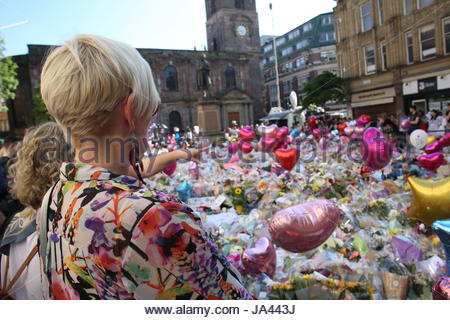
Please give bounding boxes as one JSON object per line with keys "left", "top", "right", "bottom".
{"left": 263, "top": 44, "right": 273, "bottom": 53}
{"left": 303, "top": 22, "right": 313, "bottom": 32}
{"left": 296, "top": 57, "right": 306, "bottom": 68}
{"left": 296, "top": 39, "right": 310, "bottom": 50}
{"left": 406, "top": 32, "right": 414, "bottom": 64}
{"left": 319, "top": 32, "right": 335, "bottom": 42}
{"left": 378, "top": 0, "right": 384, "bottom": 25}
{"left": 404, "top": 0, "right": 413, "bottom": 14}
{"left": 281, "top": 47, "right": 294, "bottom": 56}
{"left": 276, "top": 37, "right": 286, "bottom": 46}
{"left": 381, "top": 43, "right": 387, "bottom": 70}
{"left": 364, "top": 44, "right": 376, "bottom": 74}
{"left": 321, "top": 50, "right": 336, "bottom": 62}
{"left": 417, "top": 0, "right": 435, "bottom": 9}
{"left": 361, "top": 2, "right": 373, "bottom": 32}
{"left": 419, "top": 24, "right": 436, "bottom": 60}
{"left": 322, "top": 15, "right": 333, "bottom": 25}
{"left": 288, "top": 29, "right": 300, "bottom": 40}
{"left": 443, "top": 17, "right": 450, "bottom": 55}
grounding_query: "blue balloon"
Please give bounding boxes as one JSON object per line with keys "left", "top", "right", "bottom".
{"left": 432, "top": 220, "right": 450, "bottom": 276}
{"left": 177, "top": 181, "right": 193, "bottom": 202}
{"left": 291, "top": 129, "right": 300, "bottom": 137}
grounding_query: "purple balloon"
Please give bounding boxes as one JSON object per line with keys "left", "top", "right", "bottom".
{"left": 433, "top": 276, "right": 450, "bottom": 300}
{"left": 269, "top": 200, "right": 341, "bottom": 253}
{"left": 439, "top": 133, "right": 450, "bottom": 148}
{"left": 400, "top": 119, "right": 410, "bottom": 130}
{"left": 391, "top": 236, "right": 423, "bottom": 264}
{"left": 361, "top": 127, "right": 392, "bottom": 170}
{"left": 242, "top": 237, "right": 276, "bottom": 278}
{"left": 228, "top": 142, "right": 239, "bottom": 154}
{"left": 356, "top": 117, "right": 369, "bottom": 127}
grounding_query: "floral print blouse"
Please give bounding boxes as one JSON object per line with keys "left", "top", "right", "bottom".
{"left": 37, "top": 163, "right": 252, "bottom": 300}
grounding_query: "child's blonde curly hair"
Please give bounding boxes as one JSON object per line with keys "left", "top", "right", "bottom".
{"left": 9, "top": 122, "right": 72, "bottom": 209}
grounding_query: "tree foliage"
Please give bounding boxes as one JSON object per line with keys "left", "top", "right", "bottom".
{"left": 0, "top": 38, "right": 19, "bottom": 111}
{"left": 32, "top": 84, "right": 53, "bottom": 123}
{"left": 302, "top": 72, "right": 345, "bottom": 108}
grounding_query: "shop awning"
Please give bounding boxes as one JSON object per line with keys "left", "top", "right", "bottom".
{"left": 260, "top": 111, "right": 291, "bottom": 121}
{"left": 351, "top": 97, "right": 394, "bottom": 108}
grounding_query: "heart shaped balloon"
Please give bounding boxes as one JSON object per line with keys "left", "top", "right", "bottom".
{"left": 419, "top": 153, "right": 448, "bottom": 172}
{"left": 269, "top": 200, "right": 341, "bottom": 253}
{"left": 241, "top": 141, "right": 253, "bottom": 154}
{"left": 276, "top": 126, "right": 289, "bottom": 141}
{"left": 425, "top": 140, "right": 442, "bottom": 154}
{"left": 309, "top": 118, "right": 318, "bottom": 129}
{"left": 354, "top": 126, "right": 365, "bottom": 136}
{"left": 338, "top": 124, "right": 347, "bottom": 131}
{"left": 439, "top": 133, "right": 450, "bottom": 148}
{"left": 275, "top": 148, "right": 298, "bottom": 171}
{"left": 168, "top": 144, "right": 177, "bottom": 152}
{"left": 356, "top": 116, "right": 369, "bottom": 127}
{"left": 238, "top": 127, "right": 256, "bottom": 141}
{"left": 242, "top": 237, "right": 276, "bottom": 278}
{"left": 344, "top": 126, "right": 355, "bottom": 137}
{"left": 163, "top": 162, "right": 177, "bottom": 176}
{"left": 313, "top": 129, "right": 321, "bottom": 137}
{"left": 228, "top": 142, "right": 239, "bottom": 154}
{"left": 260, "top": 137, "right": 279, "bottom": 152}
{"left": 258, "top": 125, "right": 277, "bottom": 138}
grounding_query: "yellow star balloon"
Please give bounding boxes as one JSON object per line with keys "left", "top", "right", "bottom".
{"left": 407, "top": 177, "right": 450, "bottom": 226}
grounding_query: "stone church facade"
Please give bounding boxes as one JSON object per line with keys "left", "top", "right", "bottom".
{"left": 7, "top": 0, "right": 264, "bottom": 135}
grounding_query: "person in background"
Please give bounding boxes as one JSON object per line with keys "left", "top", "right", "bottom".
{"left": 427, "top": 110, "right": 446, "bottom": 138}
{"left": 38, "top": 34, "right": 251, "bottom": 300}
{"left": 418, "top": 110, "right": 428, "bottom": 131}
{"left": 0, "top": 122, "right": 71, "bottom": 299}
{"left": 446, "top": 102, "right": 450, "bottom": 130}
{"left": 408, "top": 106, "right": 420, "bottom": 134}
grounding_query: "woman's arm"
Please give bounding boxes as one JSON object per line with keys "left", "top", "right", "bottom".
{"left": 410, "top": 116, "right": 420, "bottom": 125}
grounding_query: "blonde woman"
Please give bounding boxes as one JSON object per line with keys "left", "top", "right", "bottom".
{"left": 38, "top": 35, "right": 251, "bottom": 300}
{"left": 0, "top": 122, "right": 70, "bottom": 299}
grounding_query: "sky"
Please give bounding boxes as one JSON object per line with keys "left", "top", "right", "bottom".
{"left": 0, "top": 0, "right": 336, "bottom": 57}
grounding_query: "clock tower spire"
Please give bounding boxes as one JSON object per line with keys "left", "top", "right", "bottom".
{"left": 205, "top": 0, "right": 261, "bottom": 53}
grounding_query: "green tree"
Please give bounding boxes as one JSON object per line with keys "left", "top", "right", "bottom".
{"left": 32, "top": 84, "right": 53, "bottom": 123}
{"left": 302, "top": 71, "right": 345, "bottom": 109}
{"left": 0, "top": 38, "right": 19, "bottom": 111}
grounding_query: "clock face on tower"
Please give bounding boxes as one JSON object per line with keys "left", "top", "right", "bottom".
{"left": 236, "top": 25, "right": 247, "bottom": 37}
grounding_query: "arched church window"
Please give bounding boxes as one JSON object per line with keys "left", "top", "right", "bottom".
{"left": 235, "top": 0, "right": 245, "bottom": 10}
{"left": 164, "top": 66, "right": 178, "bottom": 91}
{"left": 169, "top": 110, "right": 182, "bottom": 132}
{"left": 225, "top": 66, "right": 237, "bottom": 89}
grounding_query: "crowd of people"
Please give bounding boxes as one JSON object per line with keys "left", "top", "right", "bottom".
{"left": 0, "top": 34, "right": 449, "bottom": 300}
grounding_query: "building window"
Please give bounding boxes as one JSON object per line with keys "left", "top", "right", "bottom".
{"left": 381, "top": 42, "right": 387, "bottom": 70}
{"left": 419, "top": 24, "right": 436, "bottom": 60}
{"left": 303, "top": 22, "right": 313, "bottom": 32}
{"left": 360, "top": 2, "right": 373, "bottom": 32}
{"left": 296, "top": 56, "right": 306, "bottom": 68}
{"left": 235, "top": 0, "right": 245, "bottom": 9}
{"left": 164, "top": 66, "right": 178, "bottom": 91}
{"left": 169, "top": 111, "right": 182, "bottom": 132}
{"left": 406, "top": 32, "right": 414, "bottom": 64}
{"left": 377, "top": 0, "right": 384, "bottom": 25}
{"left": 281, "top": 47, "right": 294, "bottom": 56}
{"left": 264, "top": 44, "right": 273, "bottom": 53}
{"left": 322, "top": 15, "right": 333, "bottom": 25}
{"left": 364, "top": 45, "right": 376, "bottom": 75}
{"left": 319, "top": 32, "right": 335, "bottom": 42}
{"left": 225, "top": 66, "right": 236, "bottom": 89}
{"left": 211, "top": 0, "right": 217, "bottom": 15}
{"left": 321, "top": 50, "right": 336, "bottom": 62}
{"left": 296, "top": 39, "right": 310, "bottom": 50}
{"left": 417, "top": 0, "right": 435, "bottom": 9}
{"left": 404, "top": 0, "right": 413, "bottom": 14}
{"left": 288, "top": 29, "right": 300, "bottom": 40}
{"left": 443, "top": 17, "right": 450, "bottom": 55}
{"left": 276, "top": 37, "right": 286, "bottom": 46}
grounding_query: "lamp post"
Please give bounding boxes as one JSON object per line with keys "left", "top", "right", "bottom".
{"left": 269, "top": 3, "right": 282, "bottom": 112}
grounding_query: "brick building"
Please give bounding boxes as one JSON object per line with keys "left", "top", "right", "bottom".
{"left": 6, "top": 0, "right": 264, "bottom": 135}
{"left": 335, "top": 0, "right": 450, "bottom": 118}
{"left": 262, "top": 13, "right": 340, "bottom": 111}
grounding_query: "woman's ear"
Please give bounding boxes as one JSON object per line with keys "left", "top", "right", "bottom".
{"left": 122, "top": 95, "right": 135, "bottom": 132}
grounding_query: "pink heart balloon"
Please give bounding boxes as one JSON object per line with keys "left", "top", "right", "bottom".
{"left": 340, "top": 136, "right": 350, "bottom": 144}
{"left": 361, "top": 127, "right": 392, "bottom": 170}
{"left": 354, "top": 126, "right": 365, "bottom": 135}
{"left": 260, "top": 137, "right": 279, "bottom": 152}
{"left": 419, "top": 152, "right": 448, "bottom": 172}
{"left": 276, "top": 126, "right": 289, "bottom": 140}
{"left": 228, "top": 142, "right": 239, "bottom": 154}
{"left": 356, "top": 117, "right": 369, "bottom": 127}
{"left": 258, "top": 125, "right": 277, "bottom": 138}
{"left": 241, "top": 141, "right": 253, "bottom": 154}
{"left": 269, "top": 200, "right": 341, "bottom": 253}
{"left": 344, "top": 126, "right": 354, "bottom": 137}
{"left": 439, "top": 133, "right": 450, "bottom": 148}
{"left": 313, "top": 129, "right": 321, "bottom": 137}
{"left": 242, "top": 237, "right": 276, "bottom": 278}
{"left": 424, "top": 141, "right": 443, "bottom": 154}
{"left": 163, "top": 162, "right": 177, "bottom": 176}
{"left": 238, "top": 128, "right": 256, "bottom": 141}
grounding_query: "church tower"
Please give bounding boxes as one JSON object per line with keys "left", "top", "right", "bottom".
{"left": 205, "top": 0, "right": 261, "bottom": 53}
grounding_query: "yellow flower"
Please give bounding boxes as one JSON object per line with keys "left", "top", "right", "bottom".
{"left": 285, "top": 285, "right": 294, "bottom": 290}
{"left": 236, "top": 205, "right": 245, "bottom": 214}
{"left": 346, "top": 282, "right": 358, "bottom": 289}
{"left": 341, "top": 197, "right": 351, "bottom": 203}
{"left": 303, "top": 275, "right": 311, "bottom": 280}
{"left": 389, "top": 229, "right": 401, "bottom": 235}
{"left": 431, "top": 236, "right": 441, "bottom": 246}
{"left": 234, "top": 188, "right": 243, "bottom": 195}
{"left": 404, "top": 184, "right": 411, "bottom": 191}
{"left": 311, "top": 184, "right": 320, "bottom": 192}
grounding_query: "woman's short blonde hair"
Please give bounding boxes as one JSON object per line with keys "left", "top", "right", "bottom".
{"left": 9, "top": 122, "right": 72, "bottom": 209}
{"left": 40, "top": 34, "right": 160, "bottom": 140}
